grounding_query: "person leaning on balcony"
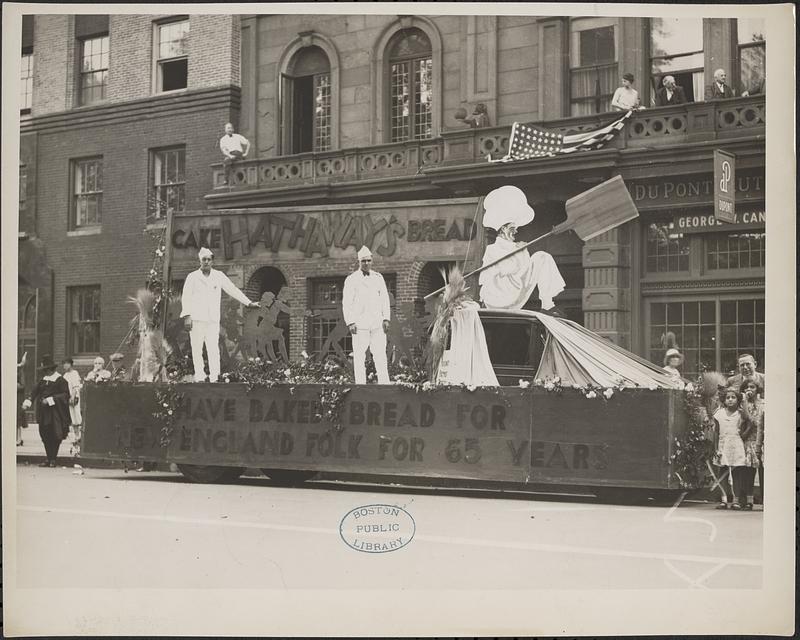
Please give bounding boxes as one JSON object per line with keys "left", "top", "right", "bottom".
{"left": 219, "top": 122, "right": 251, "bottom": 186}
{"left": 611, "top": 73, "right": 644, "bottom": 111}
{"left": 706, "top": 68, "right": 736, "bottom": 100}
{"left": 655, "top": 75, "right": 687, "bottom": 106}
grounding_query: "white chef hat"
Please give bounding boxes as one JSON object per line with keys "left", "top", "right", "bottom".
{"left": 198, "top": 247, "right": 214, "bottom": 259}
{"left": 482, "top": 185, "right": 535, "bottom": 231}
{"left": 357, "top": 246, "right": 372, "bottom": 260}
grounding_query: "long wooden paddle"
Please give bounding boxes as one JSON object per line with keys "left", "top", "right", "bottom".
{"left": 424, "top": 175, "right": 639, "bottom": 300}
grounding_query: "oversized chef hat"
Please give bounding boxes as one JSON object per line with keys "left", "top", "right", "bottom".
{"left": 198, "top": 247, "right": 214, "bottom": 259}
{"left": 482, "top": 185, "right": 535, "bottom": 231}
{"left": 357, "top": 246, "right": 372, "bottom": 260}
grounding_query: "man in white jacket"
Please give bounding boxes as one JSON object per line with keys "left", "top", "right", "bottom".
{"left": 181, "top": 247, "right": 260, "bottom": 382}
{"left": 342, "top": 246, "right": 391, "bottom": 384}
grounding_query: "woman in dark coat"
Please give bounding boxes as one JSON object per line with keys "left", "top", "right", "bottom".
{"left": 21, "top": 355, "right": 71, "bottom": 467}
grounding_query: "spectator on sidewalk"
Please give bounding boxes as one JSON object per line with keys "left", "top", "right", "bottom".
{"left": 61, "top": 358, "right": 83, "bottom": 442}
{"left": 611, "top": 73, "right": 643, "bottom": 111}
{"left": 740, "top": 380, "right": 764, "bottom": 509}
{"left": 662, "top": 348, "right": 685, "bottom": 381}
{"left": 17, "top": 352, "right": 28, "bottom": 446}
{"left": 726, "top": 353, "right": 765, "bottom": 396}
{"left": 655, "top": 75, "right": 687, "bottom": 106}
{"left": 219, "top": 122, "right": 251, "bottom": 186}
{"left": 21, "top": 355, "right": 71, "bottom": 467}
{"left": 85, "top": 356, "right": 111, "bottom": 383}
{"left": 108, "top": 352, "right": 128, "bottom": 381}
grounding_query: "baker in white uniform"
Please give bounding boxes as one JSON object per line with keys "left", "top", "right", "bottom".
{"left": 181, "top": 247, "right": 260, "bottom": 382}
{"left": 478, "top": 185, "right": 566, "bottom": 311}
{"left": 342, "top": 246, "right": 391, "bottom": 384}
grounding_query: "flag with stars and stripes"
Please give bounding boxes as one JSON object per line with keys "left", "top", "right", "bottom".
{"left": 488, "top": 110, "right": 634, "bottom": 163}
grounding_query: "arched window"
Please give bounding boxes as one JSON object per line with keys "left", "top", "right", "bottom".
{"left": 387, "top": 28, "right": 433, "bottom": 142}
{"left": 282, "top": 45, "right": 332, "bottom": 153}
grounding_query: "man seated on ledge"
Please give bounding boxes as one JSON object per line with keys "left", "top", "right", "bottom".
{"left": 219, "top": 122, "right": 251, "bottom": 186}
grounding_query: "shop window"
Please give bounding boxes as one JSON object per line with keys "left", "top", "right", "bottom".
{"left": 282, "top": 46, "right": 332, "bottom": 153}
{"left": 71, "top": 157, "right": 103, "bottom": 229}
{"left": 649, "top": 300, "right": 716, "bottom": 379}
{"left": 155, "top": 19, "right": 189, "bottom": 92}
{"left": 569, "top": 18, "right": 618, "bottom": 116}
{"left": 307, "top": 275, "right": 396, "bottom": 358}
{"left": 388, "top": 28, "right": 433, "bottom": 142}
{"left": 79, "top": 35, "right": 109, "bottom": 105}
{"left": 645, "top": 221, "right": 690, "bottom": 273}
{"left": 69, "top": 286, "right": 101, "bottom": 355}
{"left": 706, "top": 231, "right": 765, "bottom": 270}
{"left": 720, "top": 299, "right": 764, "bottom": 376}
{"left": 149, "top": 147, "right": 186, "bottom": 223}
{"left": 648, "top": 297, "right": 764, "bottom": 379}
{"left": 649, "top": 18, "right": 704, "bottom": 103}
{"left": 20, "top": 51, "right": 33, "bottom": 112}
{"left": 738, "top": 18, "right": 766, "bottom": 95}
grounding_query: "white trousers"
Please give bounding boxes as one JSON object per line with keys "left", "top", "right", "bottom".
{"left": 352, "top": 326, "right": 389, "bottom": 384}
{"left": 190, "top": 320, "right": 221, "bottom": 382}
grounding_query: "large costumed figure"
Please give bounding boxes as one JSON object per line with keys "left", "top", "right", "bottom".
{"left": 478, "top": 185, "right": 566, "bottom": 311}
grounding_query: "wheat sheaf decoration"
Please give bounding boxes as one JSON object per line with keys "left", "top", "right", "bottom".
{"left": 427, "top": 265, "right": 474, "bottom": 382}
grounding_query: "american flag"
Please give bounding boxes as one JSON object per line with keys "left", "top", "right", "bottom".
{"left": 489, "top": 110, "right": 633, "bottom": 163}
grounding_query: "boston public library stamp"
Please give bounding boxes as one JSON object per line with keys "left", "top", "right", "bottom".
{"left": 339, "top": 504, "right": 416, "bottom": 553}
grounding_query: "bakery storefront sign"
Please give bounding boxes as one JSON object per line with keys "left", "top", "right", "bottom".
{"left": 673, "top": 210, "right": 765, "bottom": 234}
{"left": 170, "top": 200, "right": 480, "bottom": 261}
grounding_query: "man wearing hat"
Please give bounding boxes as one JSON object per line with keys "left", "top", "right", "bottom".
{"left": 342, "top": 246, "right": 391, "bottom": 384}
{"left": 108, "top": 352, "right": 128, "bottom": 381}
{"left": 21, "top": 355, "right": 71, "bottom": 467}
{"left": 181, "top": 247, "right": 260, "bottom": 382}
{"left": 478, "top": 186, "right": 566, "bottom": 311}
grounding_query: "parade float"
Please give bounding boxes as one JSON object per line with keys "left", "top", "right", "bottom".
{"left": 81, "top": 177, "right": 712, "bottom": 502}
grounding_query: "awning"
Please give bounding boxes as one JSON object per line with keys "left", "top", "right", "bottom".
{"left": 533, "top": 312, "right": 682, "bottom": 389}
{"left": 18, "top": 236, "right": 51, "bottom": 289}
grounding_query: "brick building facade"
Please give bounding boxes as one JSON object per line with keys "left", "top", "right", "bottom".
{"left": 17, "top": 12, "right": 766, "bottom": 382}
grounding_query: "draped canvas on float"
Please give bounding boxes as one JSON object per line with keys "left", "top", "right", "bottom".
{"left": 532, "top": 312, "right": 681, "bottom": 389}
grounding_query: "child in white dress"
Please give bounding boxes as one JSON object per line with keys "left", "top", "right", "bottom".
{"left": 713, "top": 387, "right": 753, "bottom": 510}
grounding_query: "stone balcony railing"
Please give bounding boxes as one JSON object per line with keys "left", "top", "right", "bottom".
{"left": 211, "top": 96, "right": 764, "bottom": 191}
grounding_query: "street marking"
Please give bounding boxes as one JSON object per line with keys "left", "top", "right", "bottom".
{"left": 18, "top": 504, "right": 762, "bottom": 568}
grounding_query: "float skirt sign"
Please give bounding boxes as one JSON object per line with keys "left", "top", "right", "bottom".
{"left": 714, "top": 149, "right": 736, "bottom": 223}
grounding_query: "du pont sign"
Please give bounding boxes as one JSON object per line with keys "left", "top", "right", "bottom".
{"left": 714, "top": 150, "right": 736, "bottom": 223}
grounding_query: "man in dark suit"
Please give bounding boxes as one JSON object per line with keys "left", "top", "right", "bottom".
{"left": 655, "top": 75, "right": 687, "bottom": 106}
{"left": 707, "top": 68, "right": 736, "bottom": 99}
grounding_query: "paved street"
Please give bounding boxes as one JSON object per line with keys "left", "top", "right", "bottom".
{"left": 13, "top": 464, "right": 762, "bottom": 590}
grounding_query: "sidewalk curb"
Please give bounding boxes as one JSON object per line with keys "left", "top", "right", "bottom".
{"left": 16, "top": 454, "right": 172, "bottom": 472}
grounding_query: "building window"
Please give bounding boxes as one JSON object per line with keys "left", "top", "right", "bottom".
{"left": 720, "top": 299, "right": 764, "bottom": 376}
{"left": 79, "top": 35, "right": 109, "bottom": 105}
{"left": 307, "top": 275, "right": 396, "bottom": 358}
{"left": 69, "top": 286, "right": 101, "bottom": 355}
{"left": 645, "top": 221, "right": 690, "bottom": 273}
{"left": 649, "top": 300, "right": 716, "bottom": 380}
{"left": 282, "top": 46, "right": 331, "bottom": 153}
{"left": 650, "top": 18, "right": 704, "bottom": 103}
{"left": 648, "top": 297, "right": 764, "bottom": 379}
{"left": 20, "top": 52, "right": 33, "bottom": 112}
{"left": 569, "top": 18, "right": 618, "bottom": 116}
{"left": 156, "top": 19, "right": 189, "bottom": 92}
{"left": 388, "top": 28, "right": 433, "bottom": 142}
{"left": 71, "top": 157, "right": 103, "bottom": 228}
{"left": 149, "top": 147, "right": 186, "bottom": 223}
{"left": 706, "top": 231, "right": 766, "bottom": 270}
{"left": 738, "top": 18, "right": 766, "bottom": 95}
